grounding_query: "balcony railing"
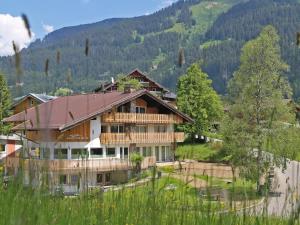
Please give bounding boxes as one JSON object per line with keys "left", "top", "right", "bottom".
{"left": 5, "top": 156, "right": 156, "bottom": 171}
{"left": 102, "top": 113, "right": 182, "bottom": 124}
{"left": 100, "top": 132, "right": 185, "bottom": 145}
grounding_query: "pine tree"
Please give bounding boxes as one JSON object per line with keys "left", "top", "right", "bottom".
{"left": 0, "top": 73, "right": 12, "bottom": 134}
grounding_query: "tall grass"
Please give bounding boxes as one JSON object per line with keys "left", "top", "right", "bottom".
{"left": 0, "top": 172, "right": 297, "bottom": 225}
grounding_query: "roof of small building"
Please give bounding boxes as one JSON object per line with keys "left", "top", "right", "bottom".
{"left": 12, "top": 93, "right": 57, "bottom": 107}
{"left": 94, "top": 69, "right": 177, "bottom": 100}
{"left": 4, "top": 90, "right": 192, "bottom": 132}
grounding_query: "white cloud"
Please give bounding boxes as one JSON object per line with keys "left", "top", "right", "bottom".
{"left": 42, "top": 23, "right": 54, "bottom": 34}
{"left": 0, "top": 14, "right": 35, "bottom": 56}
{"left": 159, "top": 0, "right": 177, "bottom": 8}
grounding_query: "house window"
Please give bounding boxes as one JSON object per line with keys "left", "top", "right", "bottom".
{"left": 117, "top": 105, "right": 127, "bottom": 113}
{"left": 147, "top": 147, "right": 152, "bottom": 156}
{"left": 111, "top": 125, "right": 124, "bottom": 133}
{"left": 135, "top": 125, "right": 147, "bottom": 133}
{"left": 154, "top": 125, "right": 167, "bottom": 133}
{"left": 96, "top": 174, "right": 103, "bottom": 184}
{"left": 105, "top": 173, "right": 111, "bottom": 183}
{"left": 155, "top": 147, "right": 160, "bottom": 161}
{"left": 41, "top": 148, "right": 50, "bottom": 159}
{"left": 136, "top": 106, "right": 145, "bottom": 114}
{"left": 71, "top": 149, "right": 87, "bottom": 159}
{"left": 90, "top": 148, "right": 103, "bottom": 158}
{"left": 54, "top": 149, "right": 68, "bottom": 159}
{"left": 135, "top": 147, "right": 140, "bottom": 153}
{"left": 123, "top": 147, "right": 128, "bottom": 159}
{"left": 59, "top": 175, "right": 67, "bottom": 185}
{"left": 142, "top": 147, "right": 147, "bottom": 157}
{"left": 107, "top": 148, "right": 116, "bottom": 157}
{"left": 70, "top": 175, "right": 79, "bottom": 185}
{"left": 101, "top": 125, "right": 107, "bottom": 133}
{"left": 161, "top": 146, "right": 166, "bottom": 162}
{"left": 166, "top": 146, "right": 172, "bottom": 161}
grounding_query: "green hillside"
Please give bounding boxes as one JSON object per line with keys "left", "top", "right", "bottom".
{"left": 2, "top": 0, "right": 300, "bottom": 99}
{"left": 0, "top": 0, "right": 242, "bottom": 96}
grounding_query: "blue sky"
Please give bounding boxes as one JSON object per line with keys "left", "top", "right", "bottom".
{"left": 0, "top": 0, "right": 177, "bottom": 38}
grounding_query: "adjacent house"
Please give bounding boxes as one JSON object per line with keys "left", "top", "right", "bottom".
{"left": 0, "top": 93, "right": 56, "bottom": 163}
{"left": 12, "top": 93, "right": 56, "bottom": 114}
{"left": 3, "top": 89, "right": 192, "bottom": 192}
{"left": 94, "top": 69, "right": 177, "bottom": 104}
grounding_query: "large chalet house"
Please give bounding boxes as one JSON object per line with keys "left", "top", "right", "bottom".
{"left": 95, "top": 69, "right": 177, "bottom": 104}
{"left": 3, "top": 88, "right": 192, "bottom": 192}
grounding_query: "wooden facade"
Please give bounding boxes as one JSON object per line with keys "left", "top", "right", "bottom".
{"left": 13, "top": 97, "right": 40, "bottom": 114}
{"left": 26, "top": 121, "right": 90, "bottom": 142}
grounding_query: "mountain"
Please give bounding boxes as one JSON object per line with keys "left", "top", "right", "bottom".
{"left": 1, "top": 0, "right": 300, "bottom": 99}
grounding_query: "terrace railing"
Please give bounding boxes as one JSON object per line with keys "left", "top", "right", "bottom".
{"left": 102, "top": 113, "right": 183, "bottom": 124}
{"left": 100, "top": 132, "right": 185, "bottom": 145}
{"left": 5, "top": 156, "right": 156, "bottom": 172}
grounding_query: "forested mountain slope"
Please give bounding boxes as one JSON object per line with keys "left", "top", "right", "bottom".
{"left": 1, "top": 0, "right": 300, "bottom": 98}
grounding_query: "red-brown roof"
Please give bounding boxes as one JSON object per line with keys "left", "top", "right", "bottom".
{"left": 4, "top": 90, "right": 193, "bottom": 131}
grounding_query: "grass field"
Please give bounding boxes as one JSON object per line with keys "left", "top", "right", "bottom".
{"left": 0, "top": 173, "right": 295, "bottom": 225}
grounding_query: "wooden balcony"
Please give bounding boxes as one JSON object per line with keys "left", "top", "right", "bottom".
{"left": 5, "top": 156, "right": 156, "bottom": 172}
{"left": 100, "top": 132, "right": 185, "bottom": 145}
{"left": 102, "top": 113, "right": 183, "bottom": 124}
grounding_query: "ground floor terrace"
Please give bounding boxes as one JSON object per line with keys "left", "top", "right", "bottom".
{"left": 3, "top": 141, "right": 175, "bottom": 192}
{"left": 5, "top": 156, "right": 156, "bottom": 193}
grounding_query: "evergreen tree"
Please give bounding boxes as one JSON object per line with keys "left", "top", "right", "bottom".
{"left": 224, "top": 25, "right": 295, "bottom": 191}
{"left": 177, "top": 63, "right": 223, "bottom": 137}
{"left": 0, "top": 73, "right": 12, "bottom": 134}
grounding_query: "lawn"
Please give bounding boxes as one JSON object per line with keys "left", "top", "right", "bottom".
{"left": 175, "top": 143, "right": 221, "bottom": 162}
{"left": 196, "top": 175, "right": 258, "bottom": 201}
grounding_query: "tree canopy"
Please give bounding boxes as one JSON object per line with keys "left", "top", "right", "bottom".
{"left": 116, "top": 74, "right": 142, "bottom": 92}
{"left": 177, "top": 63, "right": 223, "bottom": 136}
{"left": 0, "top": 73, "right": 12, "bottom": 134}
{"left": 222, "top": 25, "right": 296, "bottom": 189}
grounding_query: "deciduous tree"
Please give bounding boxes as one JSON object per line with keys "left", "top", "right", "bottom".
{"left": 177, "top": 63, "right": 223, "bottom": 137}
{"left": 224, "top": 25, "right": 295, "bottom": 192}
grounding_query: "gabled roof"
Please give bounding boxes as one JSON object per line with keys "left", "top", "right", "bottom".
{"left": 4, "top": 90, "right": 192, "bottom": 132}
{"left": 95, "top": 69, "right": 175, "bottom": 96}
{"left": 12, "top": 93, "right": 57, "bottom": 107}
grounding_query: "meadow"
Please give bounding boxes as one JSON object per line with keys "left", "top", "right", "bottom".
{"left": 0, "top": 171, "right": 297, "bottom": 225}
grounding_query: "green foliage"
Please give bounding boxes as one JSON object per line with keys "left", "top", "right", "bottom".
{"left": 116, "top": 74, "right": 142, "bottom": 92}
{"left": 130, "top": 152, "right": 144, "bottom": 175}
{"left": 175, "top": 143, "right": 220, "bottom": 162}
{"left": 0, "top": 73, "right": 11, "bottom": 134}
{"left": 223, "top": 25, "right": 296, "bottom": 186}
{"left": 177, "top": 63, "right": 223, "bottom": 135}
{"left": 54, "top": 87, "right": 73, "bottom": 96}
